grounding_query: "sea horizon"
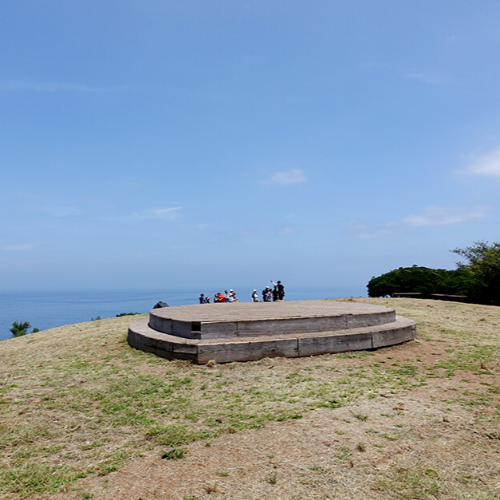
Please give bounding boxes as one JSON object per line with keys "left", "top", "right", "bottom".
{"left": 0, "top": 285, "right": 367, "bottom": 341}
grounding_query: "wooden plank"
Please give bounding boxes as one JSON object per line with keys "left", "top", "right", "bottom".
{"left": 345, "top": 311, "right": 395, "bottom": 329}
{"left": 372, "top": 324, "right": 416, "bottom": 348}
{"left": 148, "top": 315, "right": 172, "bottom": 334}
{"left": 171, "top": 320, "right": 200, "bottom": 339}
{"left": 199, "top": 321, "right": 238, "bottom": 338}
{"left": 127, "top": 328, "right": 174, "bottom": 352}
{"left": 233, "top": 316, "right": 350, "bottom": 337}
{"left": 197, "top": 338, "right": 299, "bottom": 364}
{"left": 298, "top": 332, "right": 373, "bottom": 356}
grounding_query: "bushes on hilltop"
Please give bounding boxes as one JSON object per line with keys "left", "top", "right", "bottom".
{"left": 452, "top": 241, "right": 500, "bottom": 304}
{"left": 368, "top": 241, "right": 500, "bottom": 305}
{"left": 10, "top": 321, "right": 39, "bottom": 337}
{"left": 367, "top": 266, "right": 478, "bottom": 299}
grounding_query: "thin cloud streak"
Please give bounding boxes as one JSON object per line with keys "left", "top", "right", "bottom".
{"left": 278, "top": 227, "right": 295, "bottom": 236}
{"left": 362, "top": 61, "right": 451, "bottom": 85}
{"left": 49, "top": 206, "right": 82, "bottom": 217}
{"left": 462, "top": 148, "right": 500, "bottom": 178}
{"left": 3, "top": 243, "right": 39, "bottom": 251}
{"left": 0, "top": 82, "right": 133, "bottom": 93}
{"left": 345, "top": 219, "right": 395, "bottom": 239}
{"left": 268, "top": 169, "right": 306, "bottom": 185}
{"left": 347, "top": 205, "right": 488, "bottom": 239}
{"left": 405, "top": 71, "right": 450, "bottom": 85}
{"left": 401, "top": 205, "right": 488, "bottom": 227}
{"left": 105, "top": 206, "right": 182, "bottom": 222}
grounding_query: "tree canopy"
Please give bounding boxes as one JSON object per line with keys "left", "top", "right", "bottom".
{"left": 10, "top": 321, "right": 31, "bottom": 338}
{"left": 9, "top": 321, "right": 39, "bottom": 338}
{"left": 367, "top": 241, "right": 500, "bottom": 304}
{"left": 367, "top": 266, "right": 477, "bottom": 299}
{"left": 452, "top": 241, "right": 500, "bottom": 304}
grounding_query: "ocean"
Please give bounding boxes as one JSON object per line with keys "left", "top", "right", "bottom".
{"left": 0, "top": 285, "right": 366, "bottom": 341}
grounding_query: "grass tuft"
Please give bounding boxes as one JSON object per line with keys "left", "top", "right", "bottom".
{"left": 265, "top": 472, "right": 278, "bottom": 485}
{"left": 161, "top": 448, "right": 187, "bottom": 460}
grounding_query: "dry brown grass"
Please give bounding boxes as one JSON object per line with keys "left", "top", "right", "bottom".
{"left": 0, "top": 298, "right": 499, "bottom": 499}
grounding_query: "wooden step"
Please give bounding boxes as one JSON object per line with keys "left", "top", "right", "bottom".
{"left": 148, "top": 300, "right": 397, "bottom": 339}
{"left": 128, "top": 314, "right": 416, "bottom": 364}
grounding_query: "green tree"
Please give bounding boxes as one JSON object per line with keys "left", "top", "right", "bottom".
{"left": 452, "top": 241, "right": 500, "bottom": 304}
{"left": 10, "top": 321, "right": 31, "bottom": 337}
{"left": 367, "top": 265, "right": 479, "bottom": 299}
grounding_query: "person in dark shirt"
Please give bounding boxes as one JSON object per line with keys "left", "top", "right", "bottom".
{"left": 271, "top": 280, "right": 285, "bottom": 300}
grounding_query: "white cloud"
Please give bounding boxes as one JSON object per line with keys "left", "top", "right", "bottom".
{"left": 170, "top": 244, "right": 196, "bottom": 250}
{"left": 0, "top": 82, "right": 131, "bottom": 93}
{"left": 346, "top": 204, "right": 488, "bottom": 239}
{"left": 405, "top": 71, "right": 450, "bottom": 85}
{"left": 49, "top": 206, "right": 81, "bottom": 217}
{"left": 360, "top": 61, "right": 388, "bottom": 69}
{"left": 3, "top": 243, "right": 38, "bottom": 251}
{"left": 462, "top": 148, "right": 500, "bottom": 178}
{"left": 106, "top": 206, "right": 181, "bottom": 221}
{"left": 268, "top": 169, "right": 306, "bottom": 185}
{"left": 362, "top": 61, "right": 450, "bottom": 85}
{"left": 144, "top": 207, "right": 181, "bottom": 219}
{"left": 401, "top": 205, "right": 488, "bottom": 227}
{"left": 344, "top": 219, "right": 395, "bottom": 239}
{"left": 278, "top": 227, "right": 295, "bottom": 236}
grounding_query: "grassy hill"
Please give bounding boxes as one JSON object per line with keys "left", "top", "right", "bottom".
{"left": 0, "top": 298, "right": 499, "bottom": 499}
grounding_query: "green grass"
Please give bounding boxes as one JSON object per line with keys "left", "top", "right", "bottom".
{"left": 375, "top": 466, "right": 440, "bottom": 499}
{"left": 161, "top": 448, "right": 187, "bottom": 460}
{"left": 337, "top": 447, "right": 352, "bottom": 461}
{"left": 309, "top": 465, "right": 330, "bottom": 473}
{"left": 264, "top": 472, "right": 278, "bottom": 485}
{"left": 351, "top": 411, "right": 368, "bottom": 421}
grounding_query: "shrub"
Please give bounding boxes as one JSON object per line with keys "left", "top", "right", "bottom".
{"left": 10, "top": 321, "right": 32, "bottom": 337}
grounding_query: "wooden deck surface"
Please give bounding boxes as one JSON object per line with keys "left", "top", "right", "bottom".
{"left": 150, "top": 300, "right": 393, "bottom": 323}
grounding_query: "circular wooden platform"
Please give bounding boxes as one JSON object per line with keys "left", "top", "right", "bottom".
{"left": 128, "top": 300, "right": 416, "bottom": 363}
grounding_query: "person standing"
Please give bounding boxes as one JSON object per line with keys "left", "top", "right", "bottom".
{"left": 271, "top": 280, "right": 285, "bottom": 300}
{"left": 272, "top": 286, "right": 279, "bottom": 301}
{"left": 252, "top": 289, "right": 259, "bottom": 302}
{"left": 262, "top": 286, "right": 269, "bottom": 302}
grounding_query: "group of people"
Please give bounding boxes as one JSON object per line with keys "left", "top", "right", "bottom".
{"left": 199, "top": 280, "right": 285, "bottom": 304}
{"left": 253, "top": 280, "right": 285, "bottom": 302}
{"left": 199, "top": 289, "right": 237, "bottom": 304}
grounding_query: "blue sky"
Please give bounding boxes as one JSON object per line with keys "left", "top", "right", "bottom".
{"left": 1, "top": 1, "right": 500, "bottom": 293}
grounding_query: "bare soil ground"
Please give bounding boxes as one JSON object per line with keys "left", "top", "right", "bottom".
{"left": 1, "top": 298, "right": 500, "bottom": 500}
